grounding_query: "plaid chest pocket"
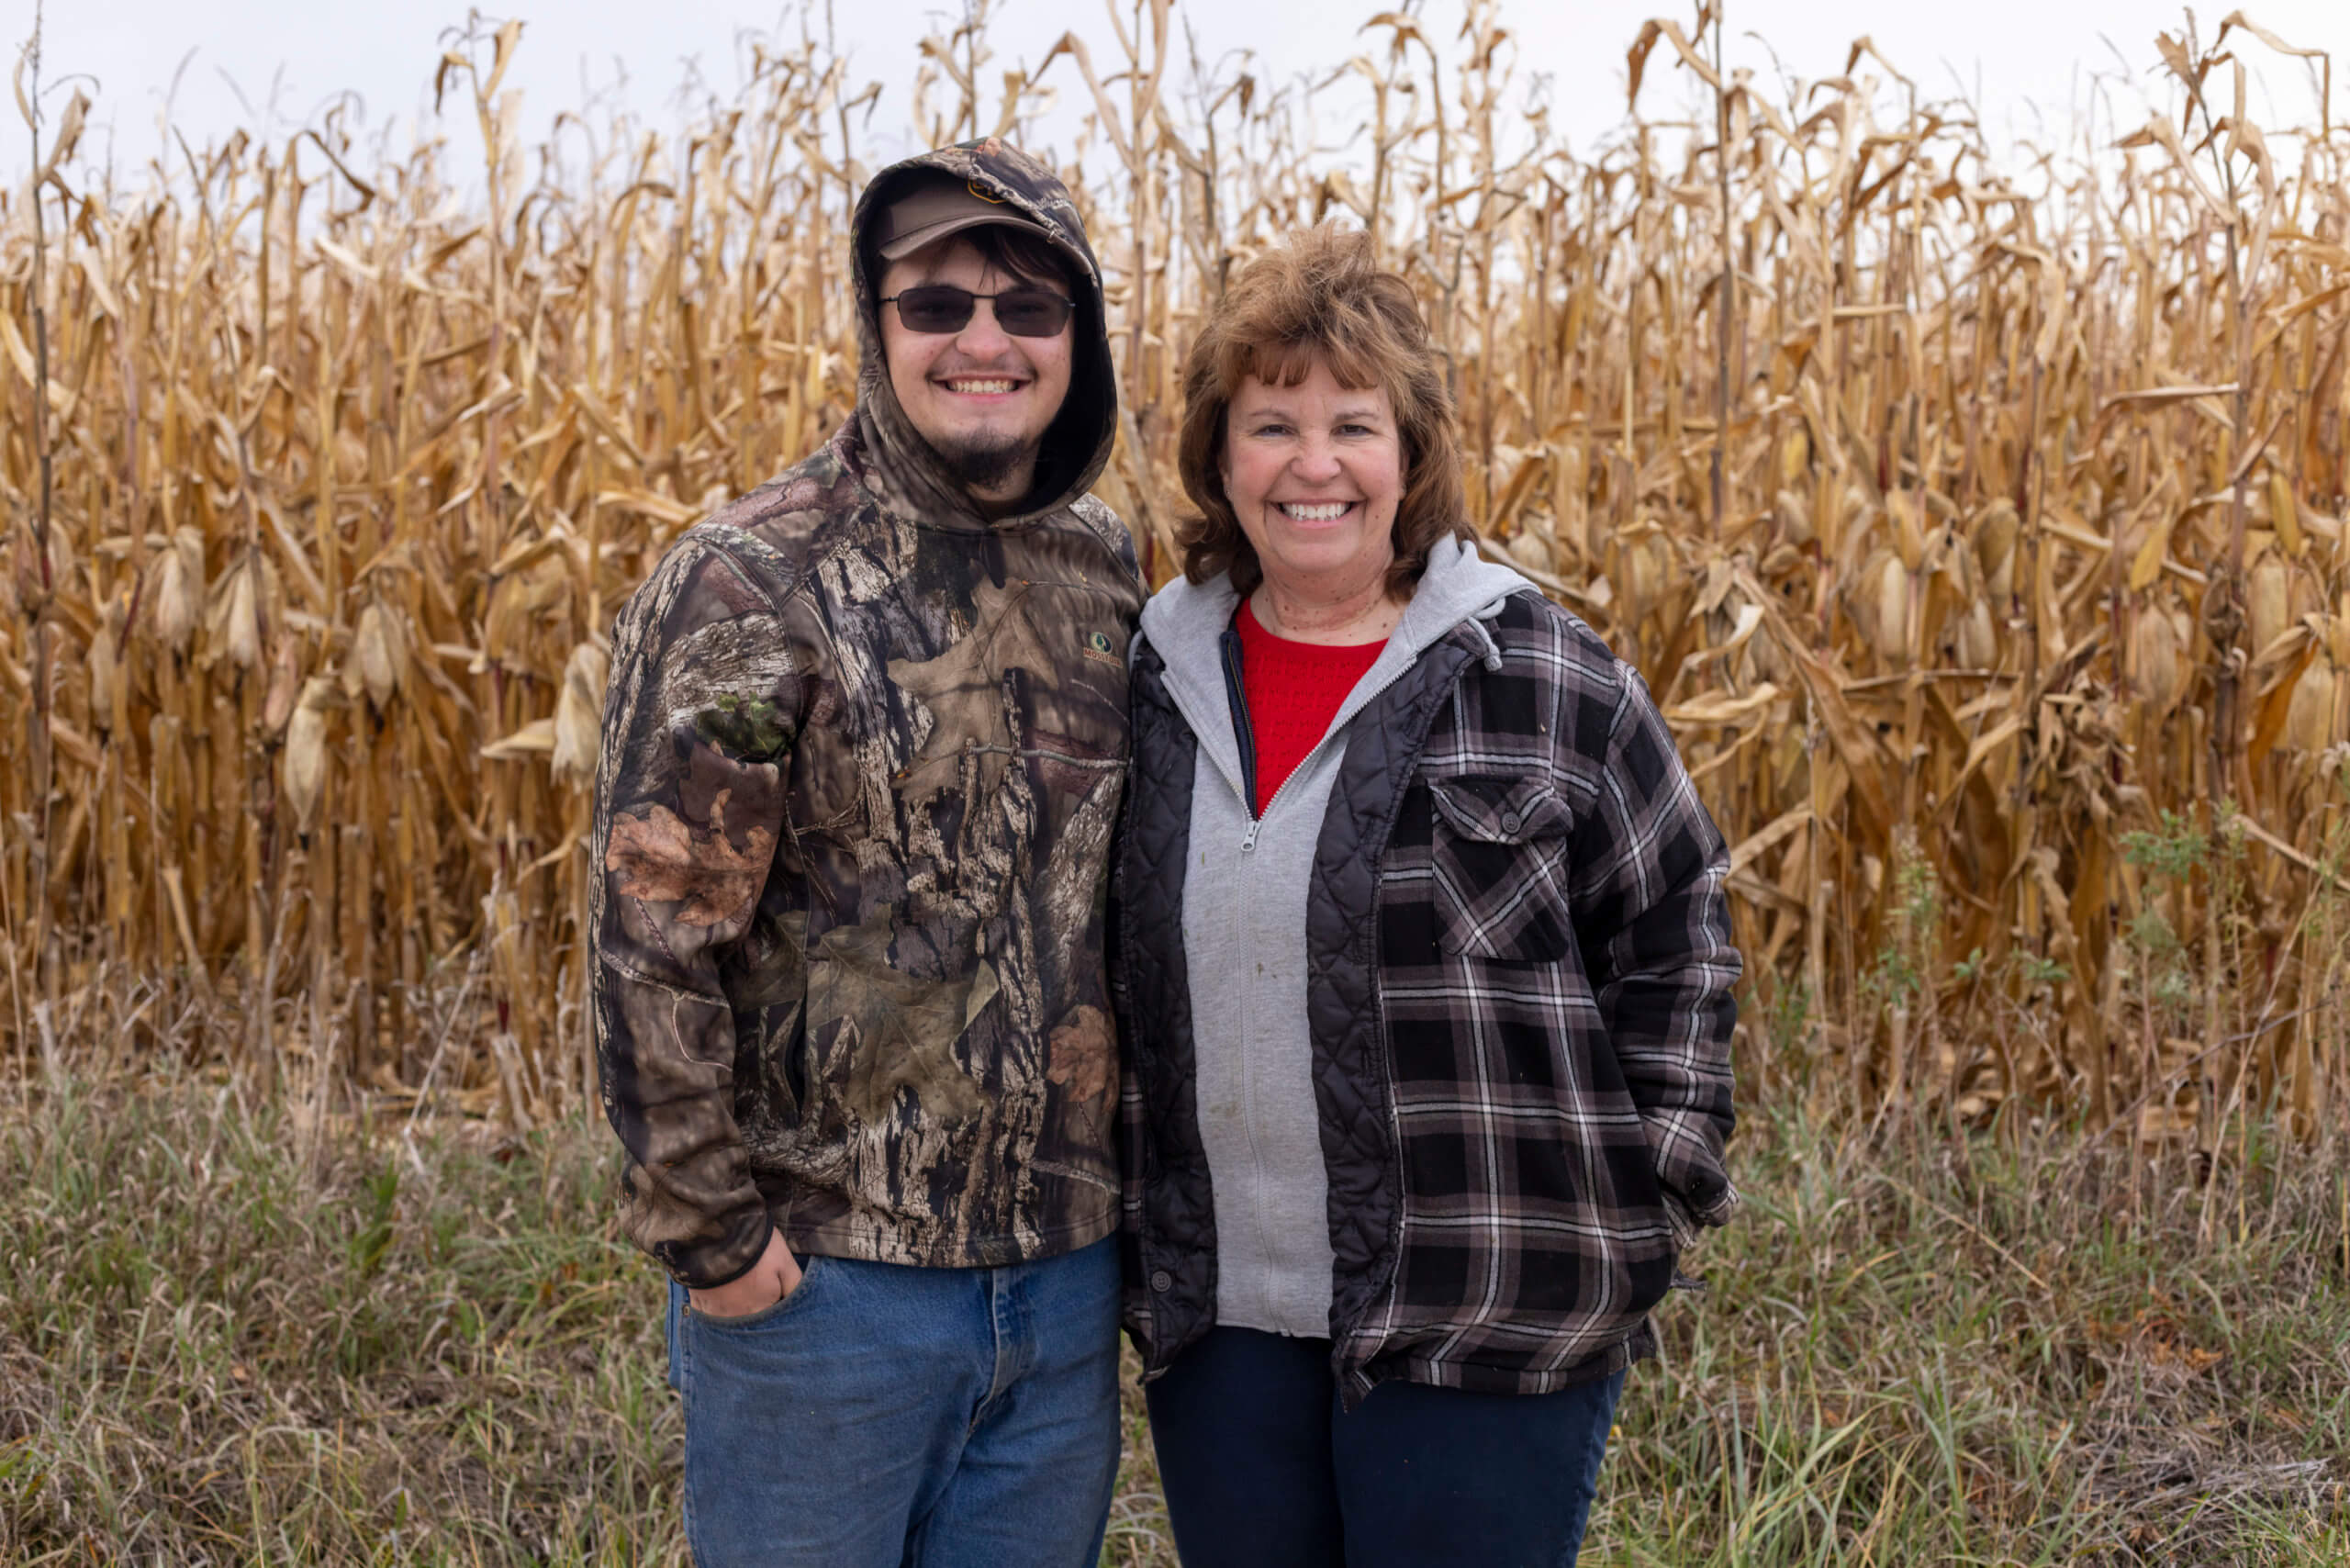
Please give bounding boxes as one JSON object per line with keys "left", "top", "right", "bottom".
{"left": 1424, "top": 772, "right": 1577, "bottom": 964}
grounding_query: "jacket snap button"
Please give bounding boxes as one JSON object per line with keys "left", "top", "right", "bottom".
{"left": 1501, "top": 811, "right": 1522, "bottom": 834}
{"left": 1150, "top": 1270, "right": 1173, "bottom": 1293}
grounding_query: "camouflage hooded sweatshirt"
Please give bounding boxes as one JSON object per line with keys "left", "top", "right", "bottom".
{"left": 590, "top": 141, "right": 1144, "bottom": 1290}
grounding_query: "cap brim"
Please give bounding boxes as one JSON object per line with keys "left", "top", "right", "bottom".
{"left": 877, "top": 209, "right": 1051, "bottom": 263}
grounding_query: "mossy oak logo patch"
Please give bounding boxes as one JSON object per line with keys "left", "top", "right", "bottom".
{"left": 1080, "top": 629, "right": 1121, "bottom": 668}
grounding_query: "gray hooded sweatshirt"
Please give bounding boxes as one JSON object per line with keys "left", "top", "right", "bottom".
{"left": 1135, "top": 537, "right": 1535, "bottom": 1335}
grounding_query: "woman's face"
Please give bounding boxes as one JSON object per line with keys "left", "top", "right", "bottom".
{"left": 1220, "top": 360, "right": 1404, "bottom": 599}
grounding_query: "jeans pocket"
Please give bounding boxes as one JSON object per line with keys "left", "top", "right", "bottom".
{"left": 688, "top": 1254, "right": 827, "bottom": 1333}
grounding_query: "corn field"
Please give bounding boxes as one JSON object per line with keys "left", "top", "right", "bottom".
{"left": 3, "top": 2, "right": 2345, "bottom": 1148}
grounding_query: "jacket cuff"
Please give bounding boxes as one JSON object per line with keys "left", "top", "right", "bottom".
{"left": 665, "top": 1208, "right": 775, "bottom": 1292}
{"left": 1657, "top": 1161, "right": 1739, "bottom": 1232}
{"left": 1681, "top": 1170, "right": 1740, "bottom": 1227}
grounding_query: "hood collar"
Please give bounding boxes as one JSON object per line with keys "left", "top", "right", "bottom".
{"left": 1139, "top": 538, "right": 1536, "bottom": 784}
{"left": 1142, "top": 538, "right": 1531, "bottom": 673}
{"left": 848, "top": 140, "right": 1117, "bottom": 532}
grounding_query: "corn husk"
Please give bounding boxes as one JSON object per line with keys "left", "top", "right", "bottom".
{"left": 202, "top": 558, "right": 262, "bottom": 670}
{"left": 353, "top": 599, "right": 407, "bottom": 711}
{"left": 1617, "top": 526, "right": 1667, "bottom": 627}
{"left": 2284, "top": 663, "right": 2335, "bottom": 753}
{"left": 87, "top": 602, "right": 124, "bottom": 736}
{"left": 2249, "top": 551, "right": 2291, "bottom": 659}
{"left": 1865, "top": 549, "right": 1910, "bottom": 663}
{"left": 551, "top": 642, "right": 609, "bottom": 789}
{"left": 148, "top": 529, "right": 206, "bottom": 652}
{"left": 1507, "top": 526, "right": 1554, "bottom": 574}
{"left": 283, "top": 678, "right": 337, "bottom": 833}
{"left": 261, "top": 636, "right": 302, "bottom": 737}
{"left": 1956, "top": 598, "right": 1998, "bottom": 670}
{"left": 1774, "top": 487, "right": 1814, "bottom": 546}
{"left": 2268, "top": 469, "right": 2303, "bottom": 555}
{"left": 1973, "top": 499, "right": 2019, "bottom": 603}
{"left": 1778, "top": 426, "right": 1810, "bottom": 487}
{"left": 2133, "top": 603, "right": 2187, "bottom": 718}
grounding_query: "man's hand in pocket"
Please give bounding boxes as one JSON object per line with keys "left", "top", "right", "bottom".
{"left": 688, "top": 1228, "right": 803, "bottom": 1319}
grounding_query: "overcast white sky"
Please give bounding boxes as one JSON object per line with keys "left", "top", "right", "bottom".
{"left": 18, "top": 0, "right": 2347, "bottom": 185}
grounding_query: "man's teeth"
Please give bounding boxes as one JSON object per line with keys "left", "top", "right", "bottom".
{"left": 1280, "top": 502, "right": 1351, "bottom": 521}
{"left": 946, "top": 378, "right": 1016, "bottom": 394}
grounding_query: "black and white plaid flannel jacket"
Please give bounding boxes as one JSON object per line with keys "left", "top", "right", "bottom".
{"left": 1116, "top": 587, "right": 1740, "bottom": 1405}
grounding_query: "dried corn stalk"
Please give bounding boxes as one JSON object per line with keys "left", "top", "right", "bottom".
{"left": 1, "top": 2, "right": 2344, "bottom": 1137}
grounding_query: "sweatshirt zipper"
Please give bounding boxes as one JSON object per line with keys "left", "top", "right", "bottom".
{"left": 1217, "top": 625, "right": 1260, "bottom": 836}
{"left": 1224, "top": 633, "right": 1419, "bottom": 847}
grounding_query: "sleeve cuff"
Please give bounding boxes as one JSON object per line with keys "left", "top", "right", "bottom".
{"left": 663, "top": 1209, "right": 775, "bottom": 1292}
{"left": 1658, "top": 1167, "right": 1740, "bottom": 1245}
{"left": 1683, "top": 1171, "right": 1739, "bottom": 1227}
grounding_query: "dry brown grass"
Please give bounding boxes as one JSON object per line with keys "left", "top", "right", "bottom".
{"left": 5, "top": 1069, "right": 2344, "bottom": 1564}
{"left": 3, "top": 3, "right": 2346, "bottom": 1148}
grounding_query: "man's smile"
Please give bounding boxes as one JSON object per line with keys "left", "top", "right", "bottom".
{"left": 936, "top": 375, "right": 1028, "bottom": 398}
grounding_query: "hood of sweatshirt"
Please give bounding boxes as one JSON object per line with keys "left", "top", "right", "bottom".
{"left": 1139, "top": 537, "right": 1537, "bottom": 799}
{"left": 847, "top": 140, "right": 1117, "bottom": 531}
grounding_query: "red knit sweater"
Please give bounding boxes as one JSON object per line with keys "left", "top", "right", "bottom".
{"left": 1235, "top": 599, "right": 1388, "bottom": 816}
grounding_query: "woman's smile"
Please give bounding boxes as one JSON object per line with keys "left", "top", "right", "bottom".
{"left": 1272, "top": 499, "right": 1360, "bottom": 524}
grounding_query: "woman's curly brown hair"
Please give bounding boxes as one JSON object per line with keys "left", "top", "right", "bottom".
{"left": 1175, "top": 224, "right": 1471, "bottom": 599}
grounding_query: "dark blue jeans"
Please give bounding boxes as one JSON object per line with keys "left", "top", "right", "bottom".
{"left": 665, "top": 1236, "right": 1122, "bottom": 1568}
{"left": 1144, "top": 1327, "right": 1625, "bottom": 1568}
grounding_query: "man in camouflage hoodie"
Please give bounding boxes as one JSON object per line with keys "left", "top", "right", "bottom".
{"left": 591, "top": 140, "right": 1145, "bottom": 1567}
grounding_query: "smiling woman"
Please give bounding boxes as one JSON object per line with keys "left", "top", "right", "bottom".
{"left": 1116, "top": 224, "right": 1741, "bottom": 1568}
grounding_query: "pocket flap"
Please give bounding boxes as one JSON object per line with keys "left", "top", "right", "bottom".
{"left": 1426, "top": 774, "right": 1573, "bottom": 844}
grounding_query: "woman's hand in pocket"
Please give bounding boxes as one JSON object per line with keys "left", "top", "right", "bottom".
{"left": 688, "top": 1228, "right": 803, "bottom": 1319}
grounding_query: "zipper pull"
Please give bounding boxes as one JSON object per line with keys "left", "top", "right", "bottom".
{"left": 1241, "top": 821, "right": 1259, "bottom": 853}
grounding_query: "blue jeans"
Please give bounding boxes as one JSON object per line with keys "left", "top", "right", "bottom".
{"left": 665, "top": 1236, "right": 1122, "bottom": 1568}
{"left": 1144, "top": 1327, "right": 1626, "bottom": 1568}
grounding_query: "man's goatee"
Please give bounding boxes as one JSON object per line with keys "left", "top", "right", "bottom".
{"left": 933, "top": 433, "right": 1036, "bottom": 492}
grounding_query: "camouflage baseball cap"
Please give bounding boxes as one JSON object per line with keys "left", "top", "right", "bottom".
{"left": 873, "top": 173, "right": 1053, "bottom": 261}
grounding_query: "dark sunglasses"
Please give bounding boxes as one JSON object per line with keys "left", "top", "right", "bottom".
{"left": 880, "top": 285, "right": 1075, "bottom": 339}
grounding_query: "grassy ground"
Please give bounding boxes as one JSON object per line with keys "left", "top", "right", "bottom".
{"left": 2, "top": 1071, "right": 2344, "bottom": 1565}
